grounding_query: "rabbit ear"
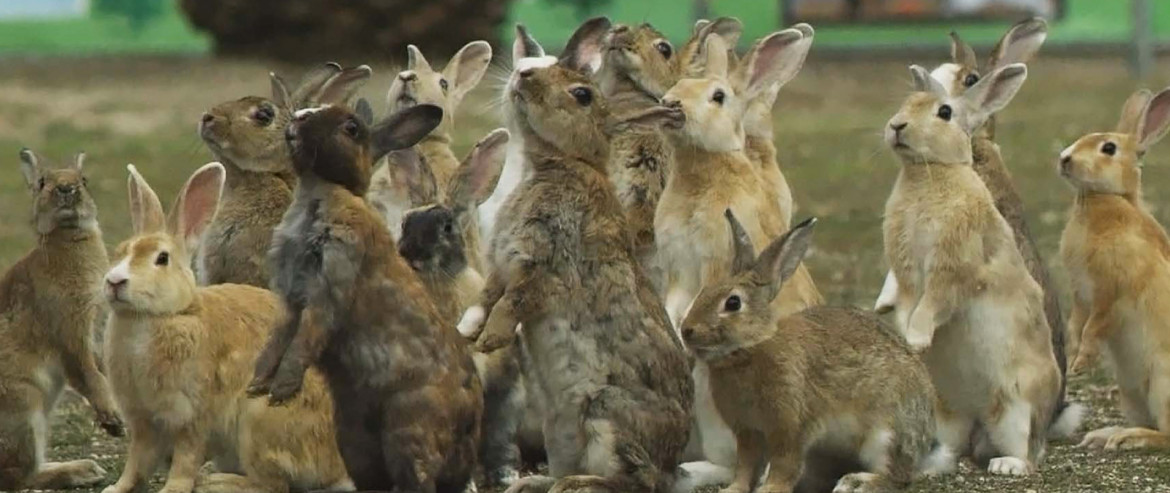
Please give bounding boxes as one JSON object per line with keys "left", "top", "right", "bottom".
{"left": 733, "top": 29, "right": 808, "bottom": 100}
{"left": 168, "top": 162, "right": 225, "bottom": 253}
{"left": 609, "top": 105, "right": 684, "bottom": 133}
{"left": 949, "top": 31, "right": 978, "bottom": 69}
{"left": 909, "top": 65, "right": 948, "bottom": 97}
{"left": 270, "top": 72, "right": 292, "bottom": 109}
{"left": 355, "top": 98, "right": 375, "bottom": 126}
{"left": 290, "top": 62, "right": 343, "bottom": 108}
{"left": 700, "top": 17, "right": 744, "bottom": 51}
{"left": 19, "top": 148, "right": 40, "bottom": 191}
{"left": 1138, "top": 88, "right": 1170, "bottom": 151}
{"left": 1116, "top": 89, "right": 1153, "bottom": 135}
{"left": 693, "top": 19, "right": 711, "bottom": 35}
{"left": 448, "top": 128, "right": 509, "bottom": 209}
{"left": 724, "top": 209, "right": 757, "bottom": 275}
{"left": 988, "top": 17, "right": 1047, "bottom": 70}
{"left": 317, "top": 65, "right": 373, "bottom": 107}
{"left": 371, "top": 104, "right": 444, "bottom": 162}
{"left": 701, "top": 33, "right": 731, "bottom": 79}
{"left": 443, "top": 41, "right": 493, "bottom": 102}
{"left": 386, "top": 148, "right": 438, "bottom": 206}
{"left": 753, "top": 217, "right": 817, "bottom": 291}
{"left": 960, "top": 63, "right": 1028, "bottom": 133}
{"left": 72, "top": 151, "right": 86, "bottom": 172}
{"left": 513, "top": 24, "right": 546, "bottom": 61}
{"left": 407, "top": 44, "right": 434, "bottom": 72}
{"left": 559, "top": 16, "right": 611, "bottom": 74}
{"left": 126, "top": 164, "right": 166, "bottom": 235}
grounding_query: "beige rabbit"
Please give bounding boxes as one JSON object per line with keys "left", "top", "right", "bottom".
{"left": 1059, "top": 88, "right": 1170, "bottom": 451}
{"left": 368, "top": 41, "right": 492, "bottom": 247}
{"left": 883, "top": 64, "right": 1079, "bottom": 476}
{"left": 199, "top": 63, "right": 371, "bottom": 287}
{"left": 101, "top": 163, "right": 350, "bottom": 493}
{"left": 680, "top": 212, "right": 951, "bottom": 493}
{"left": 0, "top": 150, "right": 123, "bottom": 490}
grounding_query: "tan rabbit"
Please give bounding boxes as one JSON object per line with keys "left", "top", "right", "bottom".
{"left": 0, "top": 150, "right": 123, "bottom": 491}
{"left": 458, "top": 17, "right": 693, "bottom": 493}
{"left": 883, "top": 64, "right": 1079, "bottom": 476}
{"left": 874, "top": 19, "right": 1070, "bottom": 412}
{"left": 680, "top": 212, "right": 951, "bottom": 493}
{"left": 199, "top": 63, "right": 371, "bottom": 287}
{"left": 1059, "top": 88, "right": 1170, "bottom": 451}
{"left": 100, "top": 163, "right": 350, "bottom": 493}
{"left": 247, "top": 102, "right": 483, "bottom": 492}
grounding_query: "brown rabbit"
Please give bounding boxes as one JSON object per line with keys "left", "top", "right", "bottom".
{"left": 198, "top": 63, "right": 371, "bottom": 287}
{"left": 874, "top": 17, "right": 1070, "bottom": 416}
{"left": 247, "top": 102, "right": 483, "bottom": 493}
{"left": 883, "top": 64, "right": 1079, "bottom": 476}
{"left": 1060, "top": 88, "right": 1170, "bottom": 451}
{"left": 0, "top": 150, "right": 122, "bottom": 491}
{"left": 680, "top": 212, "right": 951, "bottom": 493}
{"left": 101, "top": 163, "right": 350, "bottom": 493}
{"left": 458, "top": 17, "right": 693, "bottom": 493}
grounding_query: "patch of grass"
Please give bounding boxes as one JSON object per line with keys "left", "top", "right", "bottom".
{"left": 6, "top": 54, "right": 1170, "bottom": 492}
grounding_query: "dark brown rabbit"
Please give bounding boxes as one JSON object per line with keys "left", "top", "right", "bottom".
{"left": 460, "top": 17, "right": 693, "bottom": 493}
{"left": 198, "top": 63, "right": 371, "bottom": 287}
{"left": 246, "top": 102, "right": 483, "bottom": 493}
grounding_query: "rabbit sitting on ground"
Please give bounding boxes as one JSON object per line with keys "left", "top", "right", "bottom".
{"left": 680, "top": 211, "right": 951, "bottom": 493}
{"left": 0, "top": 150, "right": 123, "bottom": 491}
{"left": 198, "top": 63, "right": 370, "bottom": 287}
{"left": 100, "top": 163, "right": 351, "bottom": 493}
{"left": 459, "top": 17, "right": 693, "bottom": 493}
{"left": 1060, "top": 88, "right": 1170, "bottom": 451}
{"left": 247, "top": 102, "right": 483, "bottom": 493}
{"left": 882, "top": 64, "right": 1080, "bottom": 476}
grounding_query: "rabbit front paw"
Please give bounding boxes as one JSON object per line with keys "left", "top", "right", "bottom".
{"left": 904, "top": 311, "right": 934, "bottom": 351}
{"left": 94, "top": 407, "right": 125, "bottom": 437}
{"left": 266, "top": 365, "right": 306, "bottom": 406}
{"left": 1069, "top": 346, "right": 1099, "bottom": 375}
{"left": 458, "top": 305, "right": 487, "bottom": 339}
{"left": 475, "top": 309, "right": 518, "bottom": 353}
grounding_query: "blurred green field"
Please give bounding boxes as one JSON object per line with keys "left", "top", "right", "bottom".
{"left": 7, "top": 51, "right": 1170, "bottom": 492}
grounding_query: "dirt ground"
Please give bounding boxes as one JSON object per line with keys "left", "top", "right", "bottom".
{"left": 5, "top": 54, "right": 1170, "bottom": 492}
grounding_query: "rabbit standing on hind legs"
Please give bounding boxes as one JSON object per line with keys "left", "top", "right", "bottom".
{"left": 883, "top": 64, "right": 1079, "bottom": 476}
{"left": 461, "top": 17, "right": 693, "bottom": 493}
{"left": 248, "top": 101, "right": 483, "bottom": 493}
{"left": 1060, "top": 88, "right": 1170, "bottom": 451}
{"left": 0, "top": 150, "right": 122, "bottom": 491}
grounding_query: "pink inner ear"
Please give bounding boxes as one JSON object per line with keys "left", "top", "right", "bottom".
{"left": 179, "top": 168, "right": 223, "bottom": 241}
{"left": 1143, "top": 92, "right": 1170, "bottom": 145}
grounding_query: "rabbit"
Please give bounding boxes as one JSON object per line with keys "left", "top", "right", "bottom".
{"left": 0, "top": 150, "right": 123, "bottom": 491}
{"left": 873, "top": 18, "right": 1071, "bottom": 420}
{"left": 679, "top": 211, "right": 952, "bottom": 493}
{"left": 368, "top": 40, "right": 493, "bottom": 248}
{"left": 198, "top": 62, "right": 371, "bottom": 287}
{"left": 477, "top": 24, "right": 559, "bottom": 246}
{"left": 246, "top": 101, "right": 483, "bottom": 493}
{"left": 100, "top": 163, "right": 350, "bottom": 493}
{"left": 882, "top": 63, "right": 1081, "bottom": 476}
{"left": 457, "top": 16, "right": 693, "bottom": 493}
{"left": 1059, "top": 88, "right": 1170, "bottom": 451}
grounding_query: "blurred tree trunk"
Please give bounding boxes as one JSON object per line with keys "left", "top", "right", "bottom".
{"left": 180, "top": 0, "right": 509, "bottom": 61}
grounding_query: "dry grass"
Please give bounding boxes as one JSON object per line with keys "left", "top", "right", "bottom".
{"left": 7, "top": 54, "right": 1170, "bottom": 492}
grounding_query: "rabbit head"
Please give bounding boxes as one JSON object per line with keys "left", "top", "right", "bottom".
{"left": 741, "top": 23, "right": 813, "bottom": 140}
{"left": 506, "top": 17, "right": 613, "bottom": 166}
{"left": 599, "top": 22, "right": 681, "bottom": 99}
{"left": 285, "top": 103, "right": 443, "bottom": 196}
{"left": 398, "top": 128, "right": 509, "bottom": 274}
{"left": 387, "top": 41, "right": 493, "bottom": 136}
{"left": 1059, "top": 88, "right": 1170, "bottom": 197}
{"left": 659, "top": 29, "right": 810, "bottom": 152}
{"left": 200, "top": 63, "right": 372, "bottom": 173}
{"left": 680, "top": 210, "right": 817, "bottom": 360}
{"left": 104, "top": 163, "right": 225, "bottom": 314}
{"left": 20, "top": 150, "right": 98, "bottom": 235}
{"left": 886, "top": 63, "right": 1028, "bottom": 165}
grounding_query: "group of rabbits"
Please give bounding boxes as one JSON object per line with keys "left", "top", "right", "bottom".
{"left": 2, "top": 11, "right": 1170, "bottom": 493}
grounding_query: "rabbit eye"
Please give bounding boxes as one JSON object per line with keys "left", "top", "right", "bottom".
{"left": 723, "top": 295, "right": 742, "bottom": 312}
{"left": 343, "top": 118, "right": 360, "bottom": 138}
{"left": 155, "top": 251, "right": 170, "bottom": 266}
{"left": 712, "top": 89, "right": 725, "bottom": 105}
{"left": 963, "top": 73, "right": 979, "bottom": 87}
{"left": 1101, "top": 142, "right": 1117, "bottom": 156}
{"left": 253, "top": 105, "right": 275, "bottom": 126}
{"left": 37, "top": 177, "right": 45, "bottom": 190}
{"left": 655, "top": 41, "right": 673, "bottom": 60}
{"left": 936, "top": 104, "right": 953, "bottom": 122}
{"left": 570, "top": 87, "right": 593, "bottom": 106}
{"left": 440, "top": 78, "right": 449, "bottom": 93}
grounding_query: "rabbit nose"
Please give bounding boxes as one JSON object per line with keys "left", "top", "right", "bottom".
{"left": 1060, "top": 155, "right": 1073, "bottom": 173}
{"left": 681, "top": 327, "right": 694, "bottom": 339}
{"left": 890, "top": 122, "right": 908, "bottom": 133}
{"left": 201, "top": 112, "right": 216, "bottom": 125}
{"left": 399, "top": 71, "right": 417, "bottom": 82}
{"left": 56, "top": 184, "right": 76, "bottom": 196}
{"left": 661, "top": 99, "right": 681, "bottom": 109}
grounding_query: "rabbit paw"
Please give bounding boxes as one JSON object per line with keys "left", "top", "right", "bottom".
{"left": 458, "top": 305, "right": 487, "bottom": 339}
{"left": 832, "top": 472, "right": 880, "bottom": 493}
{"left": 475, "top": 310, "right": 518, "bottom": 353}
{"left": 245, "top": 376, "right": 272, "bottom": 398}
{"left": 1069, "top": 348, "right": 1098, "bottom": 375}
{"left": 1103, "top": 428, "right": 1169, "bottom": 450}
{"left": 904, "top": 312, "right": 934, "bottom": 352}
{"left": 987, "top": 456, "right": 1030, "bottom": 476}
{"left": 57, "top": 459, "right": 107, "bottom": 487}
{"left": 266, "top": 369, "right": 305, "bottom": 406}
{"left": 1078, "top": 426, "right": 1124, "bottom": 449}
{"left": 94, "top": 407, "right": 125, "bottom": 437}
{"left": 504, "top": 475, "right": 555, "bottom": 493}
